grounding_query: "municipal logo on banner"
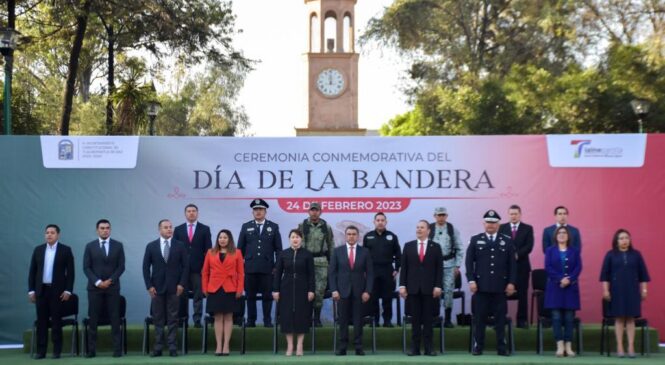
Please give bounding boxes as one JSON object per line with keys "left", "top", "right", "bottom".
{"left": 546, "top": 134, "right": 647, "bottom": 167}
{"left": 41, "top": 136, "right": 140, "bottom": 168}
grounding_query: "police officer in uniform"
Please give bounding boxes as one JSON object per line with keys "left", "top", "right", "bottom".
{"left": 237, "top": 199, "right": 282, "bottom": 327}
{"left": 363, "top": 212, "right": 401, "bottom": 327}
{"left": 465, "top": 210, "right": 516, "bottom": 356}
{"left": 429, "top": 207, "right": 464, "bottom": 328}
{"left": 298, "top": 202, "right": 334, "bottom": 327}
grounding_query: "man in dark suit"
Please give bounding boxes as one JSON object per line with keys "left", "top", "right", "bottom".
{"left": 83, "top": 219, "right": 125, "bottom": 357}
{"left": 28, "top": 224, "right": 75, "bottom": 359}
{"left": 542, "top": 206, "right": 582, "bottom": 252}
{"left": 173, "top": 204, "right": 212, "bottom": 328}
{"left": 399, "top": 220, "right": 443, "bottom": 356}
{"left": 466, "top": 210, "right": 517, "bottom": 356}
{"left": 499, "top": 205, "right": 534, "bottom": 328}
{"left": 142, "top": 219, "right": 189, "bottom": 357}
{"left": 329, "top": 225, "right": 373, "bottom": 356}
{"left": 237, "top": 199, "right": 282, "bottom": 327}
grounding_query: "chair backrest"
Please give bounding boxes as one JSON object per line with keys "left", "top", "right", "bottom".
{"left": 60, "top": 293, "right": 79, "bottom": 318}
{"left": 536, "top": 290, "right": 551, "bottom": 319}
{"left": 454, "top": 273, "right": 462, "bottom": 290}
{"left": 96, "top": 295, "right": 127, "bottom": 323}
{"left": 178, "top": 294, "right": 189, "bottom": 318}
{"left": 602, "top": 299, "right": 611, "bottom": 319}
{"left": 234, "top": 295, "right": 246, "bottom": 326}
{"left": 532, "top": 269, "right": 547, "bottom": 291}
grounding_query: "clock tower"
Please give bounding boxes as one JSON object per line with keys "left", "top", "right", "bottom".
{"left": 297, "top": 0, "right": 365, "bottom": 136}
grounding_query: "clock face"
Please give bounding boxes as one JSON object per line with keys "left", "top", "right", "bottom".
{"left": 316, "top": 69, "right": 345, "bottom": 97}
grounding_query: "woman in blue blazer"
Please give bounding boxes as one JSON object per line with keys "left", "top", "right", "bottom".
{"left": 544, "top": 225, "right": 582, "bottom": 357}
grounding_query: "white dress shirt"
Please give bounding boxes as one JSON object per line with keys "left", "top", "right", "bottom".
{"left": 95, "top": 237, "right": 110, "bottom": 287}
{"left": 42, "top": 242, "right": 58, "bottom": 284}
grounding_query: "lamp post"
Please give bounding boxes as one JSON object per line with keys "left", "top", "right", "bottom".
{"left": 630, "top": 99, "right": 650, "bottom": 134}
{"left": 1, "top": 27, "right": 19, "bottom": 135}
{"left": 147, "top": 101, "right": 160, "bottom": 136}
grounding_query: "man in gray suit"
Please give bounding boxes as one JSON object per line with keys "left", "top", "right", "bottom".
{"left": 142, "top": 219, "right": 189, "bottom": 357}
{"left": 329, "top": 226, "right": 374, "bottom": 356}
{"left": 83, "top": 219, "right": 125, "bottom": 358}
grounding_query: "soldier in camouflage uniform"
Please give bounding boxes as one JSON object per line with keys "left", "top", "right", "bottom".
{"left": 429, "top": 207, "right": 464, "bottom": 328}
{"left": 298, "top": 202, "right": 334, "bottom": 327}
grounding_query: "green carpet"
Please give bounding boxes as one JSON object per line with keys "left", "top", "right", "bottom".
{"left": 2, "top": 349, "right": 664, "bottom": 365}
{"left": 21, "top": 324, "right": 659, "bottom": 355}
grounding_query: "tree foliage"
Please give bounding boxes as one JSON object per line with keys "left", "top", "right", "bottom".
{"left": 363, "top": 0, "right": 665, "bottom": 135}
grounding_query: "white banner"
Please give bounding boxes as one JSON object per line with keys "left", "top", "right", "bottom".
{"left": 546, "top": 134, "right": 647, "bottom": 167}
{"left": 40, "top": 136, "right": 140, "bottom": 168}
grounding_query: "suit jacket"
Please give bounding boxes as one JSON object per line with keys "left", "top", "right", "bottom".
{"left": 28, "top": 242, "right": 75, "bottom": 297}
{"left": 201, "top": 249, "right": 245, "bottom": 294}
{"left": 174, "top": 221, "right": 212, "bottom": 273}
{"left": 465, "top": 233, "right": 517, "bottom": 293}
{"left": 499, "top": 222, "right": 534, "bottom": 270}
{"left": 399, "top": 239, "right": 443, "bottom": 295}
{"left": 83, "top": 238, "right": 125, "bottom": 291}
{"left": 542, "top": 224, "right": 582, "bottom": 253}
{"left": 328, "top": 244, "right": 374, "bottom": 298}
{"left": 237, "top": 219, "right": 282, "bottom": 274}
{"left": 142, "top": 238, "right": 189, "bottom": 295}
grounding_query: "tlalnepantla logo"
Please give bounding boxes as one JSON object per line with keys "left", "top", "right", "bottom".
{"left": 570, "top": 139, "right": 591, "bottom": 158}
{"left": 547, "top": 134, "right": 646, "bottom": 168}
{"left": 571, "top": 139, "right": 623, "bottom": 159}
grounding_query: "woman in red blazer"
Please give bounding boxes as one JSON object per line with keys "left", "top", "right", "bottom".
{"left": 202, "top": 229, "right": 244, "bottom": 356}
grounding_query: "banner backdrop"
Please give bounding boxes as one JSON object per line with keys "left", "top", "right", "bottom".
{"left": 0, "top": 135, "right": 663, "bottom": 344}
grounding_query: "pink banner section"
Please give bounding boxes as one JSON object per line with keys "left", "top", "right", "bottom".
{"left": 278, "top": 197, "right": 412, "bottom": 213}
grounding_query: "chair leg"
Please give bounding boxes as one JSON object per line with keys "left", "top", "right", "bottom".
{"left": 537, "top": 321, "right": 542, "bottom": 354}
{"left": 600, "top": 323, "right": 605, "bottom": 355}
{"left": 201, "top": 319, "right": 207, "bottom": 354}
{"left": 402, "top": 317, "right": 406, "bottom": 353}
{"left": 311, "top": 320, "right": 316, "bottom": 354}
{"left": 124, "top": 319, "right": 128, "bottom": 354}
{"left": 272, "top": 323, "right": 277, "bottom": 354}
{"left": 142, "top": 323, "right": 148, "bottom": 355}
{"left": 577, "top": 322, "right": 583, "bottom": 355}
{"left": 530, "top": 295, "right": 534, "bottom": 326}
{"left": 644, "top": 325, "right": 650, "bottom": 356}
{"left": 30, "top": 324, "right": 36, "bottom": 358}
{"left": 468, "top": 319, "right": 473, "bottom": 353}
{"left": 241, "top": 323, "right": 246, "bottom": 354}
{"left": 332, "top": 320, "right": 337, "bottom": 354}
{"left": 396, "top": 299, "right": 402, "bottom": 326}
{"left": 440, "top": 318, "right": 445, "bottom": 354}
{"left": 82, "top": 322, "right": 87, "bottom": 356}
{"left": 372, "top": 320, "right": 376, "bottom": 354}
{"left": 508, "top": 321, "right": 515, "bottom": 355}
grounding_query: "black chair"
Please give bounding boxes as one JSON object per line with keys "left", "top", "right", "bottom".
{"left": 30, "top": 293, "right": 80, "bottom": 358}
{"left": 467, "top": 294, "right": 514, "bottom": 354}
{"left": 201, "top": 295, "right": 246, "bottom": 354}
{"left": 272, "top": 297, "right": 316, "bottom": 354}
{"left": 142, "top": 294, "right": 189, "bottom": 355}
{"left": 600, "top": 300, "right": 649, "bottom": 357}
{"left": 535, "top": 292, "right": 582, "bottom": 355}
{"left": 332, "top": 294, "right": 377, "bottom": 354}
{"left": 530, "top": 269, "right": 546, "bottom": 325}
{"left": 401, "top": 296, "right": 445, "bottom": 354}
{"left": 82, "top": 295, "right": 127, "bottom": 355}
{"left": 453, "top": 274, "right": 468, "bottom": 325}
{"left": 245, "top": 292, "right": 273, "bottom": 326}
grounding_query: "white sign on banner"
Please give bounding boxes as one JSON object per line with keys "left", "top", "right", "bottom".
{"left": 40, "top": 136, "right": 140, "bottom": 169}
{"left": 546, "top": 134, "right": 647, "bottom": 167}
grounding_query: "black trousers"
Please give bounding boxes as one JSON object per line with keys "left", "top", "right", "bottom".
{"left": 515, "top": 265, "right": 530, "bottom": 323}
{"left": 337, "top": 294, "right": 365, "bottom": 351}
{"left": 188, "top": 272, "right": 204, "bottom": 323}
{"left": 407, "top": 293, "right": 435, "bottom": 353}
{"left": 372, "top": 267, "right": 395, "bottom": 323}
{"left": 35, "top": 285, "right": 63, "bottom": 356}
{"left": 87, "top": 289, "right": 121, "bottom": 354}
{"left": 472, "top": 292, "right": 507, "bottom": 352}
{"left": 151, "top": 293, "right": 180, "bottom": 351}
{"left": 245, "top": 273, "right": 272, "bottom": 323}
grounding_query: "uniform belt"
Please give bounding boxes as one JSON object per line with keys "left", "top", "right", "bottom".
{"left": 442, "top": 253, "right": 456, "bottom": 261}
{"left": 42, "top": 284, "right": 52, "bottom": 287}
{"left": 312, "top": 253, "right": 327, "bottom": 258}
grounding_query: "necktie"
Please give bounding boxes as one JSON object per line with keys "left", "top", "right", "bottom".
{"left": 488, "top": 235, "right": 494, "bottom": 243}
{"left": 257, "top": 223, "right": 263, "bottom": 235}
{"left": 101, "top": 240, "right": 107, "bottom": 256}
{"left": 188, "top": 224, "right": 194, "bottom": 242}
{"left": 163, "top": 240, "right": 170, "bottom": 262}
{"left": 419, "top": 241, "right": 425, "bottom": 262}
{"left": 511, "top": 225, "right": 517, "bottom": 240}
{"left": 349, "top": 246, "right": 355, "bottom": 269}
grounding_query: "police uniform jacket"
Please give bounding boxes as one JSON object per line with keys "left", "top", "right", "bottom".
{"left": 363, "top": 229, "right": 401, "bottom": 272}
{"left": 465, "top": 233, "right": 517, "bottom": 293}
{"left": 237, "top": 220, "right": 282, "bottom": 274}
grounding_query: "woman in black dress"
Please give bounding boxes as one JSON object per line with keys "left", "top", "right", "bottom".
{"left": 273, "top": 229, "right": 315, "bottom": 356}
{"left": 600, "top": 229, "right": 650, "bottom": 358}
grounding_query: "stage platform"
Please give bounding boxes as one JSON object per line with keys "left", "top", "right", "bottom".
{"left": 19, "top": 324, "right": 659, "bottom": 362}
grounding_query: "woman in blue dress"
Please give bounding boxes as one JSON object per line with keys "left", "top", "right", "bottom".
{"left": 544, "top": 226, "right": 582, "bottom": 357}
{"left": 600, "top": 229, "right": 650, "bottom": 358}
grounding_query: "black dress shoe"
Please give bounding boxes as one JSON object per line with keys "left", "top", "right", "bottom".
{"left": 194, "top": 322, "right": 202, "bottom": 328}
{"left": 472, "top": 348, "right": 483, "bottom": 356}
{"left": 51, "top": 354, "right": 61, "bottom": 359}
{"left": 112, "top": 352, "right": 122, "bottom": 358}
{"left": 264, "top": 322, "right": 274, "bottom": 328}
{"left": 497, "top": 349, "right": 510, "bottom": 356}
{"left": 314, "top": 319, "right": 322, "bottom": 327}
{"left": 424, "top": 350, "right": 437, "bottom": 356}
{"left": 34, "top": 354, "right": 46, "bottom": 360}
{"left": 407, "top": 351, "right": 421, "bottom": 356}
{"left": 169, "top": 350, "right": 178, "bottom": 357}
{"left": 383, "top": 322, "right": 394, "bottom": 328}
{"left": 221, "top": 353, "right": 230, "bottom": 356}
{"left": 335, "top": 349, "right": 347, "bottom": 356}
{"left": 444, "top": 321, "right": 455, "bottom": 328}
{"left": 85, "top": 352, "right": 96, "bottom": 358}
{"left": 215, "top": 352, "right": 222, "bottom": 356}
{"left": 150, "top": 350, "right": 162, "bottom": 357}
{"left": 355, "top": 349, "right": 365, "bottom": 356}
{"left": 516, "top": 321, "right": 529, "bottom": 329}
{"left": 246, "top": 321, "right": 256, "bottom": 327}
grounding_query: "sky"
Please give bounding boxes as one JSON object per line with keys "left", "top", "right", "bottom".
{"left": 231, "top": 0, "right": 410, "bottom": 136}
